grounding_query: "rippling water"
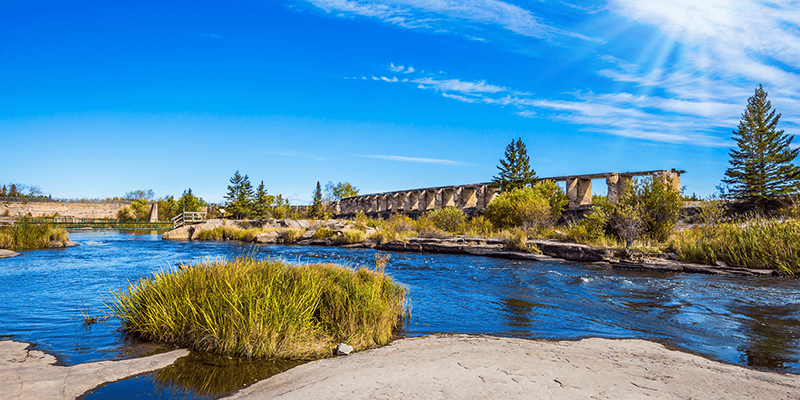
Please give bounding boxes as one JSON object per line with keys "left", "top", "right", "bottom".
{"left": 1, "top": 232, "right": 799, "bottom": 398}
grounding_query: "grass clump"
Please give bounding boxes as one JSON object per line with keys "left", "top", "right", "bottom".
{"left": 312, "top": 228, "right": 337, "bottom": 239}
{"left": 280, "top": 229, "right": 305, "bottom": 243}
{"left": 671, "top": 218, "right": 800, "bottom": 274}
{"left": 0, "top": 219, "right": 68, "bottom": 251}
{"left": 108, "top": 257, "right": 407, "bottom": 359}
{"left": 338, "top": 230, "right": 367, "bottom": 244}
{"left": 195, "top": 226, "right": 263, "bottom": 242}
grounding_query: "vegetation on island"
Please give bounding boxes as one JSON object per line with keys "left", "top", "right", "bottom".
{"left": 108, "top": 256, "right": 406, "bottom": 359}
{"left": 0, "top": 219, "right": 69, "bottom": 251}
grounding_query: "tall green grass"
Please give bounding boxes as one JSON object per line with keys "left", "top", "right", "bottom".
{"left": 194, "top": 226, "right": 263, "bottom": 242}
{"left": 108, "top": 257, "right": 406, "bottom": 359}
{"left": 671, "top": 218, "right": 800, "bottom": 274}
{"left": 0, "top": 219, "right": 68, "bottom": 250}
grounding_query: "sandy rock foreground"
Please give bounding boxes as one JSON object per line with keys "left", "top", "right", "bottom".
{"left": 0, "top": 340, "right": 188, "bottom": 400}
{"left": 226, "top": 335, "right": 800, "bottom": 400}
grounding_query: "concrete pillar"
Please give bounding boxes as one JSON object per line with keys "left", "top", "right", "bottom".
{"left": 440, "top": 188, "right": 455, "bottom": 208}
{"left": 332, "top": 201, "right": 341, "bottom": 215}
{"left": 405, "top": 191, "right": 419, "bottom": 211}
{"left": 148, "top": 203, "right": 158, "bottom": 222}
{"left": 567, "top": 178, "right": 592, "bottom": 208}
{"left": 653, "top": 170, "right": 681, "bottom": 193}
{"left": 480, "top": 185, "right": 499, "bottom": 209}
{"left": 367, "top": 196, "right": 377, "bottom": 213}
{"left": 392, "top": 193, "right": 404, "bottom": 212}
{"left": 606, "top": 174, "right": 631, "bottom": 204}
{"left": 459, "top": 186, "right": 477, "bottom": 208}
{"left": 419, "top": 190, "right": 435, "bottom": 212}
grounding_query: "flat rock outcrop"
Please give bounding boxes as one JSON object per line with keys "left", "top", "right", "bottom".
{"left": 224, "top": 335, "right": 800, "bottom": 400}
{"left": 0, "top": 249, "right": 20, "bottom": 258}
{"left": 0, "top": 340, "right": 189, "bottom": 400}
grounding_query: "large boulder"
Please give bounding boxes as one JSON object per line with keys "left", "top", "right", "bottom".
{"left": 532, "top": 240, "right": 615, "bottom": 262}
{"left": 0, "top": 249, "right": 20, "bottom": 258}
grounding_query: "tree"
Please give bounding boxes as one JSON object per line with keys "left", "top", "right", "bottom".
{"left": 324, "top": 181, "right": 359, "bottom": 201}
{"left": 177, "top": 189, "right": 206, "bottom": 213}
{"left": 125, "top": 189, "right": 155, "bottom": 201}
{"left": 722, "top": 84, "right": 800, "bottom": 203}
{"left": 493, "top": 137, "right": 536, "bottom": 191}
{"left": 224, "top": 171, "right": 254, "bottom": 219}
{"left": 252, "top": 180, "right": 276, "bottom": 219}
{"left": 311, "top": 181, "right": 324, "bottom": 217}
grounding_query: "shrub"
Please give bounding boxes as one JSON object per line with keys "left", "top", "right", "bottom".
{"left": 108, "top": 257, "right": 407, "bottom": 359}
{"left": 532, "top": 179, "right": 569, "bottom": 217}
{"left": 419, "top": 207, "right": 466, "bottom": 233}
{"left": 486, "top": 186, "right": 552, "bottom": 230}
{"left": 464, "top": 215, "right": 493, "bottom": 237}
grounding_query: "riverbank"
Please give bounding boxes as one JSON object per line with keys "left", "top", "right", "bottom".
{"left": 162, "top": 219, "right": 781, "bottom": 277}
{"left": 0, "top": 339, "right": 188, "bottom": 400}
{"left": 224, "top": 334, "right": 800, "bottom": 400}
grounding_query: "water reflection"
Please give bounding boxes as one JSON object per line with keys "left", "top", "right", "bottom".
{"left": 735, "top": 303, "right": 800, "bottom": 370}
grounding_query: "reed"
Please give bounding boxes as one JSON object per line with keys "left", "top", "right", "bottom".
{"left": 107, "top": 257, "right": 407, "bottom": 359}
{"left": 671, "top": 218, "right": 800, "bottom": 274}
{"left": 0, "top": 219, "right": 68, "bottom": 250}
{"left": 194, "top": 226, "right": 264, "bottom": 242}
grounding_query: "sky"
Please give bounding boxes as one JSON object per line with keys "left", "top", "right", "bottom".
{"left": 2, "top": 0, "right": 800, "bottom": 204}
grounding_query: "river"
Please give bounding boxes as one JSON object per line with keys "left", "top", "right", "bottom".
{"left": 1, "top": 232, "right": 799, "bottom": 399}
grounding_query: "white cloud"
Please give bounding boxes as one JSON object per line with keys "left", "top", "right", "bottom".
{"left": 365, "top": 154, "right": 470, "bottom": 165}
{"left": 404, "top": 66, "right": 415, "bottom": 73}
{"left": 389, "top": 63, "right": 404, "bottom": 72}
{"left": 302, "top": 0, "right": 600, "bottom": 42}
{"left": 381, "top": 76, "right": 399, "bottom": 82}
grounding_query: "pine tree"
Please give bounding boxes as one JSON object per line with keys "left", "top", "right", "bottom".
{"left": 493, "top": 137, "right": 537, "bottom": 191}
{"left": 722, "top": 84, "right": 800, "bottom": 203}
{"left": 252, "top": 181, "right": 275, "bottom": 219}
{"left": 311, "top": 181, "right": 323, "bottom": 217}
{"left": 224, "top": 171, "right": 254, "bottom": 219}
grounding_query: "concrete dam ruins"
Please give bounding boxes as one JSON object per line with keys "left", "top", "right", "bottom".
{"left": 333, "top": 169, "right": 683, "bottom": 218}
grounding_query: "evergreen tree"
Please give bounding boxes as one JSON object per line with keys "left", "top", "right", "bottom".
{"left": 8, "top": 184, "right": 18, "bottom": 197}
{"left": 0, "top": 185, "right": 6, "bottom": 197}
{"left": 722, "top": 84, "right": 800, "bottom": 203}
{"left": 493, "top": 137, "right": 537, "bottom": 191}
{"left": 177, "top": 189, "right": 206, "bottom": 212}
{"left": 311, "top": 181, "right": 323, "bottom": 217}
{"left": 252, "top": 180, "right": 275, "bottom": 219}
{"left": 224, "top": 171, "right": 254, "bottom": 219}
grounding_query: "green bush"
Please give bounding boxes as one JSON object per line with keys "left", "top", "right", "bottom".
{"left": 281, "top": 229, "right": 305, "bottom": 243}
{"left": 108, "top": 257, "right": 407, "bottom": 359}
{"left": 465, "top": 215, "right": 493, "bottom": 236}
{"left": 419, "top": 206, "right": 466, "bottom": 233}
{"left": 486, "top": 186, "right": 552, "bottom": 230}
{"left": 532, "top": 179, "right": 569, "bottom": 217}
{"left": 312, "top": 228, "right": 337, "bottom": 239}
{"left": 338, "top": 230, "right": 366, "bottom": 244}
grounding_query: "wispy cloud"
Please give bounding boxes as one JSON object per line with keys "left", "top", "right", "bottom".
{"left": 365, "top": 154, "right": 470, "bottom": 165}
{"left": 268, "top": 149, "right": 325, "bottom": 161}
{"left": 199, "top": 33, "right": 222, "bottom": 39}
{"left": 302, "top": 0, "right": 600, "bottom": 42}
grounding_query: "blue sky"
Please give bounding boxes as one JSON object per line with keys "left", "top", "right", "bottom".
{"left": 3, "top": 0, "right": 799, "bottom": 204}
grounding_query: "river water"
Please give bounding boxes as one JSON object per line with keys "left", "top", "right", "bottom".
{"left": 1, "top": 232, "right": 799, "bottom": 399}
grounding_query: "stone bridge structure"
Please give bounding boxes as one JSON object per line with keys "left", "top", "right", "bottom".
{"left": 333, "top": 169, "right": 683, "bottom": 218}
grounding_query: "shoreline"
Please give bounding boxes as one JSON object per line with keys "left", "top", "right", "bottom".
{"left": 162, "top": 218, "right": 782, "bottom": 277}
{"left": 222, "top": 334, "right": 800, "bottom": 400}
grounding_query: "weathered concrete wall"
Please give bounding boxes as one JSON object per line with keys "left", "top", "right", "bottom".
{"left": 0, "top": 201, "right": 130, "bottom": 219}
{"left": 334, "top": 169, "right": 684, "bottom": 218}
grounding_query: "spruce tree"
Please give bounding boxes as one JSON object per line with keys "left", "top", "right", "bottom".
{"left": 224, "top": 171, "right": 254, "bottom": 219}
{"left": 722, "top": 84, "right": 800, "bottom": 203}
{"left": 493, "top": 137, "right": 537, "bottom": 191}
{"left": 311, "top": 181, "right": 323, "bottom": 217}
{"left": 253, "top": 181, "right": 275, "bottom": 219}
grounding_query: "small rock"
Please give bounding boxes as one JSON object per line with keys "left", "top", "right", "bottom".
{"left": 335, "top": 343, "right": 353, "bottom": 356}
{"left": 48, "top": 240, "right": 64, "bottom": 248}
{"left": 715, "top": 260, "right": 728, "bottom": 268}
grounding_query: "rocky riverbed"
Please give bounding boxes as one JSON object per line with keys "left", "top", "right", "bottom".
{"left": 162, "top": 219, "right": 780, "bottom": 277}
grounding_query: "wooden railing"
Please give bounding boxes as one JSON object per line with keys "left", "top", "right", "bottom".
{"left": 171, "top": 212, "right": 206, "bottom": 228}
